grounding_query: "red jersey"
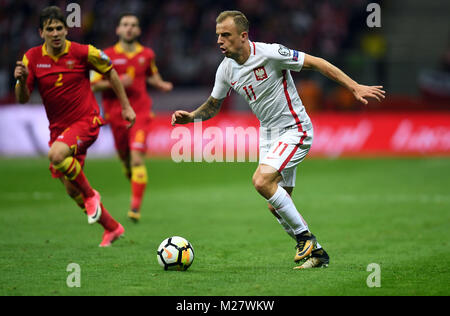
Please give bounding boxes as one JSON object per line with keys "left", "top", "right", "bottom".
{"left": 20, "top": 40, "right": 113, "bottom": 130}
{"left": 92, "top": 42, "right": 158, "bottom": 118}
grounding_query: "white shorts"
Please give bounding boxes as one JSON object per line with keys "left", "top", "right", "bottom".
{"left": 259, "top": 126, "right": 313, "bottom": 187}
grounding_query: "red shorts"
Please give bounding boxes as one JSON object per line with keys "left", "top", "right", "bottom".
{"left": 48, "top": 115, "right": 104, "bottom": 178}
{"left": 107, "top": 110, "right": 152, "bottom": 160}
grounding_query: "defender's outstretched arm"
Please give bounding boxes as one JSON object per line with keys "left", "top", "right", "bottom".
{"left": 303, "top": 54, "right": 386, "bottom": 104}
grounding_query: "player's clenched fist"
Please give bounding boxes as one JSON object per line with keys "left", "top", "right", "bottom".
{"left": 171, "top": 110, "right": 194, "bottom": 126}
{"left": 122, "top": 106, "right": 136, "bottom": 128}
{"left": 14, "top": 61, "right": 29, "bottom": 82}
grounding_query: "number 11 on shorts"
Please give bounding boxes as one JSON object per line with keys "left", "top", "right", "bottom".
{"left": 273, "top": 141, "right": 288, "bottom": 156}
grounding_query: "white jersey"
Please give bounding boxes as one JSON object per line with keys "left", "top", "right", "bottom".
{"left": 211, "top": 41, "right": 312, "bottom": 132}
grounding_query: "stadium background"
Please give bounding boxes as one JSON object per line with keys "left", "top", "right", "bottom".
{"left": 0, "top": 0, "right": 449, "bottom": 158}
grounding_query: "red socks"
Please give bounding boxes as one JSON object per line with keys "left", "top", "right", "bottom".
{"left": 130, "top": 165, "right": 147, "bottom": 211}
{"left": 53, "top": 157, "right": 95, "bottom": 198}
{"left": 98, "top": 203, "right": 119, "bottom": 232}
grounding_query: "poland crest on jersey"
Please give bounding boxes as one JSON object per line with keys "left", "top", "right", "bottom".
{"left": 253, "top": 66, "right": 268, "bottom": 81}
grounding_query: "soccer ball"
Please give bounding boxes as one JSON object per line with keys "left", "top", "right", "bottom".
{"left": 156, "top": 236, "right": 194, "bottom": 271}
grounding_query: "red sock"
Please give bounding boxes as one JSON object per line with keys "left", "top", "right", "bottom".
{"left": 54, "top": 157, "right": 95, "bottom": 198}
{"left": 72, "top": 170, "right": 95, "bottom": 198}
{"left": 130, "top": 165, "right": 147, "bottom": 211}
{"left": 98, "top": 203, "right": 119, "bottom": 232}
{"left": 131, "top": 181, "right": 146, "bottom": 211}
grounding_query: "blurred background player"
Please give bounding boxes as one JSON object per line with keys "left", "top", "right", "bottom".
{"left": 172, "top": 10, "right": 385, "bottom": 269}
{"left": 14, "top": 6, "right": 136, "bottom": 247}
{"left": 91, "top": 13, "right": 173, "bottom": 222}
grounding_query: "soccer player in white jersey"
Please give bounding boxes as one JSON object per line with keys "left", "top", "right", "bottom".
{"left": 171, "top": 11, "right": 385, "bottom": 269}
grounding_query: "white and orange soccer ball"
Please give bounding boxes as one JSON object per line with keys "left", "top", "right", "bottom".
{"left": 157, "top": 236, "right": 194, "bottom": 271}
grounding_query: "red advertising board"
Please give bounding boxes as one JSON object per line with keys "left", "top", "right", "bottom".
{"left": 146, "top": 112, "right": 450, "bottom": 158}
{"left": 1, "top": 106, "right": 448, "bottom": 158}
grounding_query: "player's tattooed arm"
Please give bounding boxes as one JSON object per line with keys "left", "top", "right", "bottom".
{"left": 192, "top": 96, "right": 223, "bottom": 121}
{"left": 171, "top": 96, "right": 223, "bottom": 126}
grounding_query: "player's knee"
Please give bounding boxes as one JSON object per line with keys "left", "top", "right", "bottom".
{"left": 130, "top": 150, "right": 145, "bottom": 167}
{"left": 252, "top": 173, "right": 261, "bottom": 190}
{"left": 252, "top": 173, "right": 269, "bottom": 193}
{"left": 130, "top": 157, "right": 144, "bottom": 167}
{"left": 48, "top": 142, "right": 72, "bottom": 165}
{"left": 48, "top": 148, "right": 66, "bottom": 165}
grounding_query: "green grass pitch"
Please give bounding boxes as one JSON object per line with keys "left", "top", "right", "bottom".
{"left": 0, "top": 157, "right": 449, "bottom": 296}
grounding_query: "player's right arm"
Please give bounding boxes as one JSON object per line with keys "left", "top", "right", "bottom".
{"left": 171, "top": 96, "right": 223, "bottom": 126}
{"left": 172, "top": 60, "right": 227, "bottom": 126}
{"left": 14, "top": 61, "right": 30, "bottom": 103}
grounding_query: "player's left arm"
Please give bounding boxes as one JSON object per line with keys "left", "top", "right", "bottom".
{"left": 302, "top": 54, "right": 386, "bottom": 104}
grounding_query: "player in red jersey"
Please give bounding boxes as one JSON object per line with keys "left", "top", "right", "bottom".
{"left": 91, "top": 13, "right": 173, "bottom": 222}
{"left": 14, "top": 6, "right": 136, "bottom": 247}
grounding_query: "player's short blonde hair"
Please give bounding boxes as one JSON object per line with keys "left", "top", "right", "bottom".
{"left": 216, "top": 10, "right": 249, "bottom": 34}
